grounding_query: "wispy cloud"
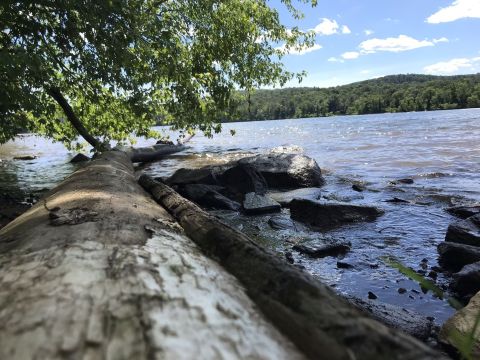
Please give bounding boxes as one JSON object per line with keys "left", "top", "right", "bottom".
{"left": 424, "top": 56, "right": 480, "bottom": 74}
{"left": 359, "top": 35, "right": 434, "bottom": 53}
{"left": 433, "top": 37, "right": 449, "bottom": 43}
{"left": 427, "top": 0, "right": 480, "bottom": 24}
{"left": 312, "top": 18, "right": 351, "bottom": 36}
{"left": 327, "top": 57, "right": 344, "bottom": 63}
{"left": 276, "top": 43, "right": 323, "bottom": 56}
{"left": 364, "top": 29, "right": 374, "bottom": 36}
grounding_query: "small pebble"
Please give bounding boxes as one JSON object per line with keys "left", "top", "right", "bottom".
{"left": 285, "top": 252, "right": 294, "bottom": 264}
{"left": 398, "top": 288, "right": 407, "bottom": 294}
{"left": 368, "top": 291, "right": 378, "bottom": 300}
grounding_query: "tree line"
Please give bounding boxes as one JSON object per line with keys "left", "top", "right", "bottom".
{"left": 228, "top": 74, "right": 480, "bottom": 121}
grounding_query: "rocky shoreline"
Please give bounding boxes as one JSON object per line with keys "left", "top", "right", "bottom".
{"left": 157, "top": 146, "right": 480, "bottom": 357}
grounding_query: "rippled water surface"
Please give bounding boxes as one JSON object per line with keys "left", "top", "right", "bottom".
{"left": 1, "top": 108, "right": 480, "bottom": 325}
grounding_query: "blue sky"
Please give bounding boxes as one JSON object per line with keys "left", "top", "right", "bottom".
{"left": 269, "top": 0, "right": 480, "bottom": 87}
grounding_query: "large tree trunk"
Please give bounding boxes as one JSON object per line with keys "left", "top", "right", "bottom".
{"left": 0, "top": 151, "right": 303, "bottom": 359}
{"left": 139, "top": 175, "right": 446, "bottom": 360}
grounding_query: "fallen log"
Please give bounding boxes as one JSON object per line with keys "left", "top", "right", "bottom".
{"left": 127, "top": 143, "right": 187, "bottom": 163}
{"left": 139, "top": 175, "right": 445, "bottom": 360}
{"left": 0, "top": 151, "right": 304, "bottom": 359}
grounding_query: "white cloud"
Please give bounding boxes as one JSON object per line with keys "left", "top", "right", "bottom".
{"left": 433, "top": 37, "right": 449, "bottom": 43}
{"left": 327, "top": 57, "right": 344, "bottom": 63}
{"left": 312, "top": 18, "right": 351, "bottom": 36}
{"left": 359, "top": 35, "right": 434, "bottom": 53}
{"left": 427, "top": 0, "right": 480, "bottom": 24}
{"left": 341, "top": 25, "right": 351, "bottom": 34}
{"left": 364, "top": 29, "right": 374, "bottom": 36}
{"left": 341, "top": 51, "right": 360, "bottom": 60}
{"left": 276, "top": 43, "right": 322, "bottom": 56}
{"left": 424, "top": 57, "right": 480, "bottom": 74}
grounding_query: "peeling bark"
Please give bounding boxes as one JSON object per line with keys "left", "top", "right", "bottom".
{"left": 140, "top": 175, "right": 446, "bottom": 360}
{"left": 0, "top": 152, "right": 303, "bottom": 359}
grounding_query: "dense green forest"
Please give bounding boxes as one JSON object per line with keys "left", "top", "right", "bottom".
{"left": 229, "top": 74, "right": 480, "bottom": 121}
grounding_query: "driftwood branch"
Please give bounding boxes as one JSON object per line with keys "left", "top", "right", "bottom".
{"left": 139, "top": 175, "right": 444, "bottom": 360}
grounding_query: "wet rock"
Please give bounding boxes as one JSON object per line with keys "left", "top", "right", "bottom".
{"left": 452, "top": 262, "right": 480, "bottom": 298}
{"left": 13, "top": 155, "right": 37, "bottom": 161}
{"left": 70, "top": 153, "right": 90, "bottom": 163}
{"left": 219, "top": 164, "right": 267, "bottom": 196}
{"left": 337, "top": 261, "right": 354, "bottom": 269}
{"left": 398, "top": 288, "right": 407, "bottom": 294}
{"left": 293, "top": 240, "right": 351, "bottom": 258}
{"left": 385, "top": 197, "right": 410, "bottom": 204}
{"left": 440, "top": 291, "right": 480, "bottom": 358}
{"left": 352, "top": 184, "right": 366, "bottom": 192}
{"left": 438, "top": 242, "right": 480, "bottom": 272}
{"left": 446, "top": 205, "right": 480, "bottom": 219}
{"left": 397, "top": 178, "right": 414, "bottom": 184}
{"left": 368, "top": 292, "right": 378, "bottom": 300}
{"left": 445, "top": 214, "right": 480, "bottom": 247}
{"left": 268, "top": 215, "right": 296, "bottom": 230}
{"left": 238, "top": 153, "right": 324, "bottom": 189}
{"left": 243, "top": 193, "right": 281, "bottom": 215}
{"left": 285, "top": 251, "right": 294, "bottom": 264}
{"left": 347, "top": 296, "right": 434, "bottom": 340}
{"left": 178, "top": 184, "right": 240, "bottom": 211}
{"left": 290, "top": 199, "right": 384, "bottom": 230}
{"left": 427, "top": 270, "right": 438, "bottom": 280}
{"left": 167, "top": 167, "right": 221, "bottom": 186}
{"left": 268, "top": 188, "right": 322, "bottom": 207}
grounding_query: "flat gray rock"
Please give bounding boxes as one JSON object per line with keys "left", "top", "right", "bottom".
{"left": 438, "top": 241, "right": 480, "bottom": 272}
{"left": 452, "top": 261, "right": 480, "bottom": 298}
{"left": 243, "top": 193, "right": 281, "bottom": 215}
{"left": 268, "top": 188, "right": 322, "bottom": 207}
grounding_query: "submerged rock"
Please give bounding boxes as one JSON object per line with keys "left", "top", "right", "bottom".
{"left": 243, "top": 193, "right": 281, "bottom": 215}
{"left": 445, "top": 214, "right": 480, "bottom": 247}
{"left": 347, "top": 297, "right": 434, "bottom": 341}
{"left": 446, "top": 205, "right": 480, "bottom": 219}
{"left": 178, "top": 184, "right": 240, "bottom": 211}
{"left": 440, "top": 291, "right": 480, "bottom": 358}
{"left": 293, "top": 240, "right": 351, "bottom": 258}
{"left": 290, "top": 199, "right": 384, "bottom": 230}
{"left": 452, "top": 262, "right": 480, "bottom": 298}
{"left": 13, "top": 155, "right": 36, "bottom": 161}
{"left": 238, "top": 153, "right": 324, "bottom": 189}
{"left": 268, "top": 188, "right": 322, "bottom": 207}
{"left": 438, "top": 242, "right": 480, "bottom": 272}
{"left": 70, "top": 153, "right": 90, "bottom": 163}
{"left": 268, "top": 215, "right": 297, "bottom": 231}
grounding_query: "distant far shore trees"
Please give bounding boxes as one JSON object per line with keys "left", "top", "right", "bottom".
{"left": 227, "top": 73, "right": 480, "bottom": 122}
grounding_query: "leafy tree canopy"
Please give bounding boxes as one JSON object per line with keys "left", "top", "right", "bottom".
{"left": 0, "top": 0, "right": 315, "bottom": 149}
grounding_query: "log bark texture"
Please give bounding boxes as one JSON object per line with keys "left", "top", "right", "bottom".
{"left": 0, "top": 151, "right": 304, "bottom": 359}
{"left": 140, "top": 175, "right": 446, "bottom": 360}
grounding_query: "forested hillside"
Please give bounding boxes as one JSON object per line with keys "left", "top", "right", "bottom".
{"left": 230, "top": 74, "right": 480, "bottom": 121}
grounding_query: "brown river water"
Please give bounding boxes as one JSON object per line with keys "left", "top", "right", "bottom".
{"left": 1, "top": 108, "right": 479, "bottom": 326}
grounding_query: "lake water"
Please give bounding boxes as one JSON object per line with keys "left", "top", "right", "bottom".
{"left": 1, "top": 108, "right": 480, "bottom": 325}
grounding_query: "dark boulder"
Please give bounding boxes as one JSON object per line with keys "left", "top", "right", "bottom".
{"left": 166, "top": 167, "right": 222, "bottom": 186}
{"left": 268, "top": 188, "right": 322, "bottom": 207}
{"left": 445, "top": 214, "right": 480, "bottom": 247}
{"left": 293, "top": 240, "right": 351, "bottom": 258}
{"left": 452, "top": 262, "right": 480, "bottom": 298}
{"left": 347, "top": 296, "right": 434, "bottom": 341}
{"left": 238, "top": 153, "right": 324, "bottom": 189}
{"left": 243, "top": 193, "right": 281, "bottom": 215}
{"left": 177, "top": 184, "right": 240, "bottom": 211}
{"left": 446, "top": 205, "right": 480, "bottom": 219}
{"left": 438, "top": 242, "right": 480, "bottom": 272}
{"left": 268, "top": 215, "right": 297, "bottom": 231}
{"left": 290, "top": 199, "right": 384, "bottom": 230}
{"left": 70, "top": 153, "right": 90, "bottom": 163}
{"left": 218, "top": 164, "right": 267, "bottom": 197}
